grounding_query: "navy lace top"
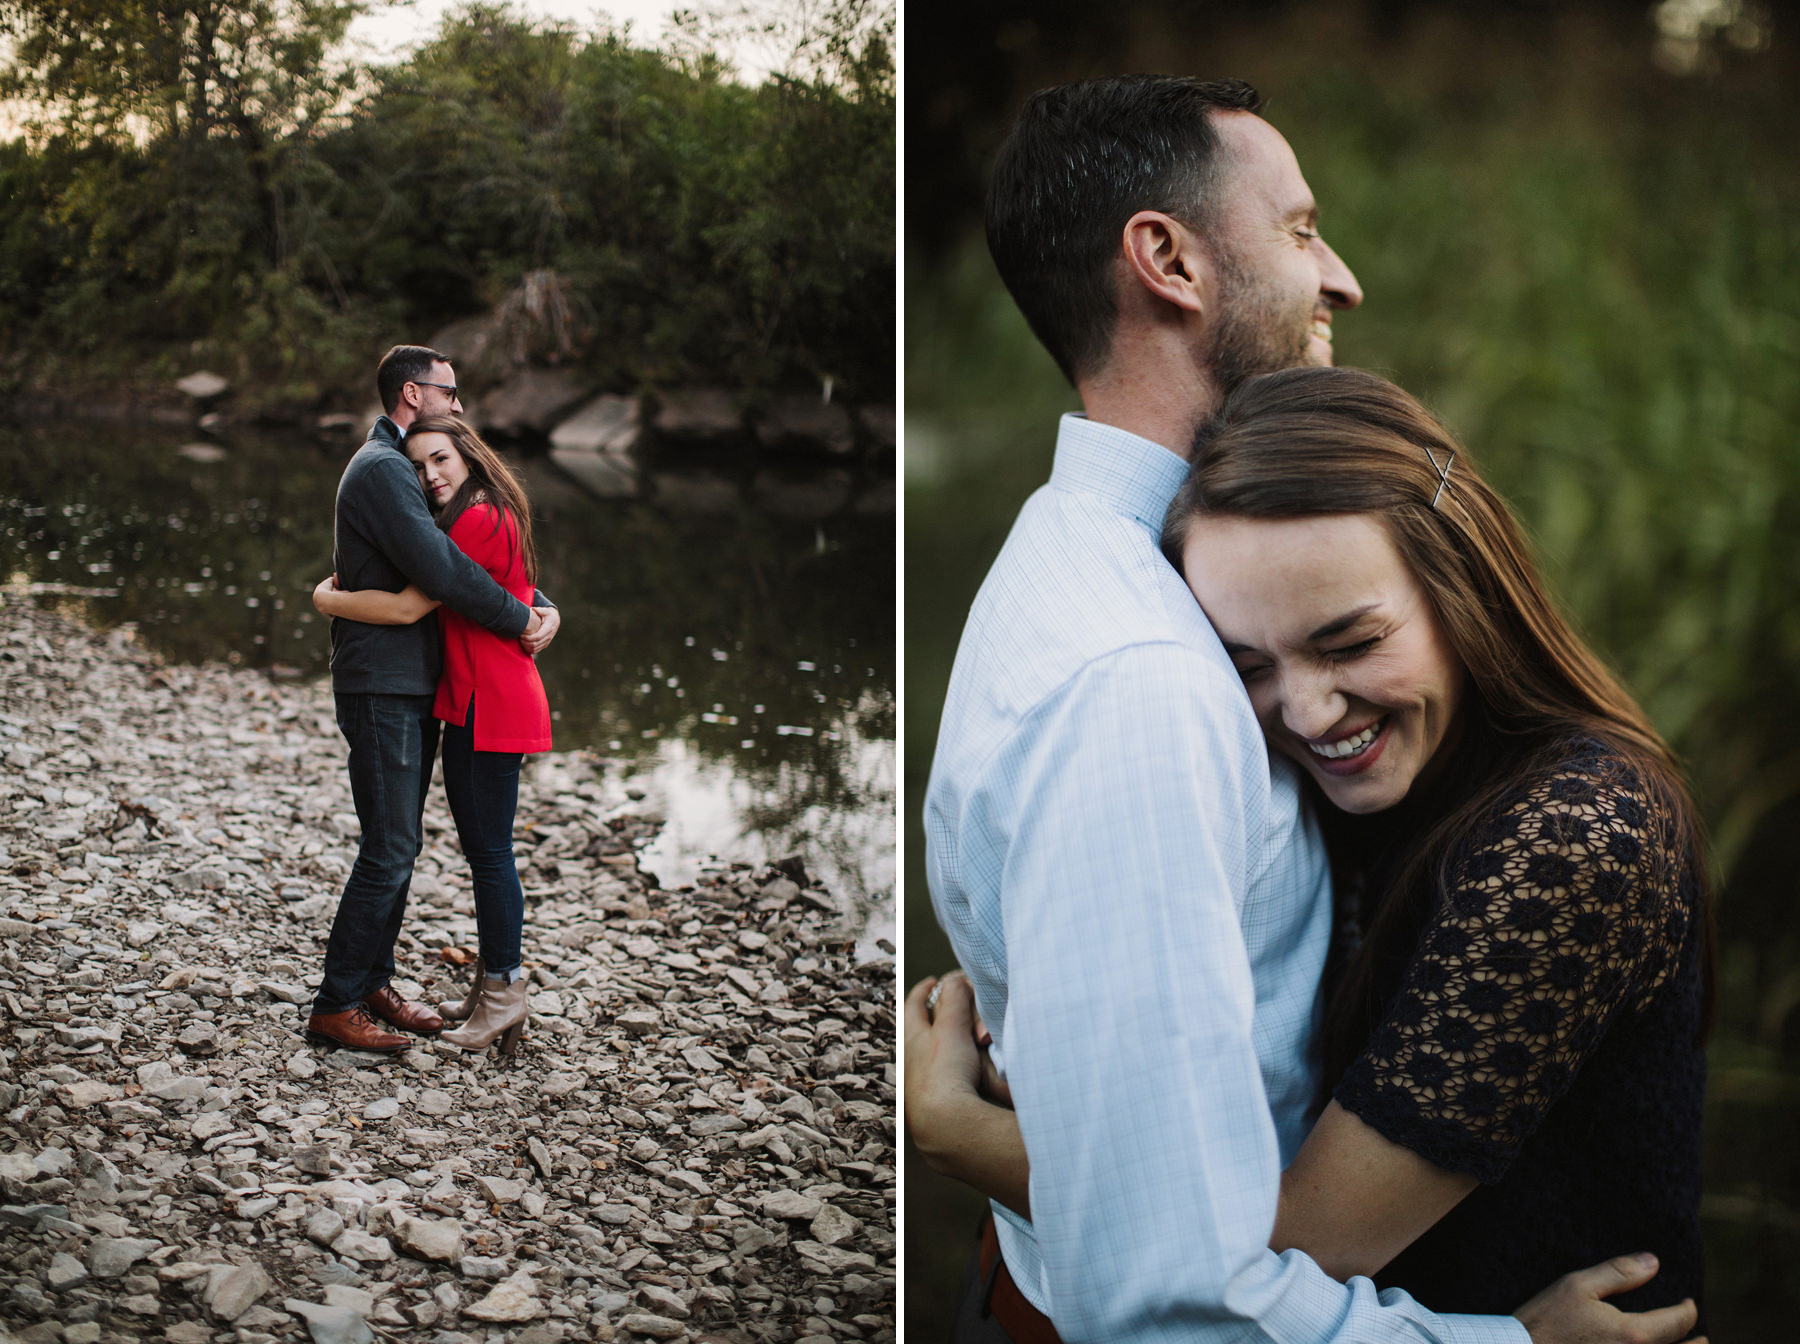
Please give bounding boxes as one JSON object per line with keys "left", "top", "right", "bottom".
{"left": 1333, "top": 738, "right": 1707, "bottom": 1316}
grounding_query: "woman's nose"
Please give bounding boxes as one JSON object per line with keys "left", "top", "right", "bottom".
{"left": 1279, "top": 671, "right": 1346, "bottom": 741}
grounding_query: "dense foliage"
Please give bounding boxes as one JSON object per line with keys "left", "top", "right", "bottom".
{"left": 0, "top": 0, "right": 895, "bottom": 407}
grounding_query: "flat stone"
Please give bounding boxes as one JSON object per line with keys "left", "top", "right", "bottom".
{"left": 177, "top": 1021, "right": 221, "bottom": 1055}
{"left": 166, "top": 1323, "right": 215, "bottom": 1344}
{"left": 55, "top": 1022, "right": 122, "bottom": 1048}
{"left": 761, "top": 1189, "right": 821, "bottom": 1220}
{"left": 88, "top": 1235, "right": 158, "bottom": 1277}
{"left": 56, "top": 1079, "right": 121, "bottom": 1107}
{"left": 462, "top": 1268, "right": 544, "bottom": 1322}
{"left": 617, "top": 1313, "right": 687, "bottom": 1340}
{"left": 285, "top": 1299, "right": 376, "bottom": 1344}
{"left": 362, "top": 1097, "right": 400, "bottom": 1122}
{"left": 635, "top": 1283, "right": 691, "bottom": 1319}
{"left": 792, "top": 1239, "right": 878, "bottom": 1273}
{"left": 304, "top": 1208, "right": 345, "bottom": 1246}
{"left": 475, "top": 1175, "right": 524, "bottom": 1204}
{"left": 811, "top": 1202, "right": 862, "bottom": 1245}
{"left": 45, "top": 1250, "right": 89, "bottom": 1291}
{"left": 136, "top": 1061, "right": 207, "bottom": 1101}
{"left": 393, "top": 1214, "right": 462, "bottom": 1264}
{"left": 615, "top": 1008, "right": 659, "bottom": 1036}
{"left": 294, "top": 1145, "right": 333, "bottom": 1176}
{"left": 417, "top": 1089, "right": 454, "bottom": 1116}
{"left": 329, "top": 1227, "right": 394, "bottom": 1262}
{"left": 321, "top": 1284, "right": 376, "bottom": 1316}
{"left": 205, "top": 1261, "right": 273, "bottom": 1320}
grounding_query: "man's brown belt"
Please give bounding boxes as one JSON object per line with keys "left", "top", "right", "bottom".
{"left": 978, "top": 1215, "right": 1066, "bottom": 1344}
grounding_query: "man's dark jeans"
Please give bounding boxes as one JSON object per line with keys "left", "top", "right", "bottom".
{"left": 313, "top": 692, "right": 439, "bottom": 1015}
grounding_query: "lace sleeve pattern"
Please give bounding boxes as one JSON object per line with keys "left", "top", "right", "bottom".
{"left": 1334, "top": 740, "right": 1697, "bottom": 1183}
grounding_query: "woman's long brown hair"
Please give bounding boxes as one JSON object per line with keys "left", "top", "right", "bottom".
{"left": 409, "top": 416, "right": 539, "bottom": 588}
{"left": 1161, "top": 366, "right": 1712, "bottom": 1088}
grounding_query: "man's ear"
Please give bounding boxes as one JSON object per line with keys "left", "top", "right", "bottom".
{"left": 1120, "top": 211, "right": 1214, "bottom": 318}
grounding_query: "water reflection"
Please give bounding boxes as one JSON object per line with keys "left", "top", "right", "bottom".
{"left": 0, "top": 421, "right": 894, "bottom": 950}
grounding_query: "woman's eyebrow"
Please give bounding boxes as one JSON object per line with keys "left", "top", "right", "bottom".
{"left": 1307, "top": 604, "right": 1379, "bottom": 642}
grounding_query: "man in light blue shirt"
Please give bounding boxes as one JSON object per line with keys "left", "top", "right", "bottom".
{"left": 919, "top": 76, "right": 1695, "bottom": 1344}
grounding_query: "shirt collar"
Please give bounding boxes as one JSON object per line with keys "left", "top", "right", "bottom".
{"left": 1049, "top": 413, "right": 1193, "bottom": 532}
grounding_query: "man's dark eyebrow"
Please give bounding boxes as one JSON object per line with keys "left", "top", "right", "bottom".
{"left": 1308, "top": 604, "right": 1378, "bottom": 642}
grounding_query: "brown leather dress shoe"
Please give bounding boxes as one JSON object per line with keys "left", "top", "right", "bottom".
{"left": 305, "top": 1004, "right": 409, "bottom": 1053}
{"left": 362, "top": 985, "right": 444, "bottom": 1035}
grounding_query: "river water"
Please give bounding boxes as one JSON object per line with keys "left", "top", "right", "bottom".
{"left": 0, "top": 419, "right": 894, "bottom": 958}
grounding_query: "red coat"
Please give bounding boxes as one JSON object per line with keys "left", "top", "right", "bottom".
{"left": 434, "top": 503, "right": 552, "bottom": 753}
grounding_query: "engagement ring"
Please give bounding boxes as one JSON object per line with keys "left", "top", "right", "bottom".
{"left": 926, "top": 980, "right": 945, "bottom": 1018}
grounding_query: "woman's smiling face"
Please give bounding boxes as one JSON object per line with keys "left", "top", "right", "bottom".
{"left": 1181, "top": 512, "right": 1466, "bottom": 815}
{"left": 407, "top": 431, "right": 469, "bottom": 509}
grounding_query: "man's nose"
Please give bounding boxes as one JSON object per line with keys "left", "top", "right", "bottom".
{"left": 1319, "top": 240, "right": 1363, "bottom": 311}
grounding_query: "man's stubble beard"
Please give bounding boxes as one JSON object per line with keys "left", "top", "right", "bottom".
{"left": 1206, "top": 249, "right": 1320, "bottom": 397}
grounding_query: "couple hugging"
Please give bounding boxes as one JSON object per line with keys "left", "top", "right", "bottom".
{"left": 301, "top": 344, "right": 554, "bottom": 1060}
{"left": 906, "top": 77, "right": 1710, "bottom": 1344}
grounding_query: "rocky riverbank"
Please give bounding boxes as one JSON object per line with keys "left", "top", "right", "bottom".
{"left": 0, "top": 591, "right": 896, "bottom": 1344}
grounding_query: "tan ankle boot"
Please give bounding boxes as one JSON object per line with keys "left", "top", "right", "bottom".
{"left": 440, "top": 977, "right": 527, "bottom": 1055}
{"left": 436, "top": 957, "right": 486, "bottom": 1022}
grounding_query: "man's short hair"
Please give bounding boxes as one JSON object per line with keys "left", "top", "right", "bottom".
{"left": 376, "top": 344, "right": 451, "bottom": 414}
{"left": 985, "top": 75, "right": 1262, "bottom": 385}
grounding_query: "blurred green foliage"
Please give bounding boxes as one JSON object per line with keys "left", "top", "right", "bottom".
{"left": 0, "top": 0, "right": 894, "bottom": 407}
{"left": 907, "top": 5, "right": 1800, "bottom": 1336}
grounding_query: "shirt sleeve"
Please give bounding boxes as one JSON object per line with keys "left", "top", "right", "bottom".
{"left": 1336, "top": 746, "right": 1693, "bottom": 1183}
{"left": 347, "top": 455, "right": 530, "bottom": 639}
{"left": 997, "top": 643, "right": 1529, "bottom": 1344}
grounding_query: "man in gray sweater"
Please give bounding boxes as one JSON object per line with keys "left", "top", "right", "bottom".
{"left": 305, "top": 344, "right": 559, "bottom": 1052}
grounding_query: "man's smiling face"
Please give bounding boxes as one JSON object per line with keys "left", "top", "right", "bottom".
{"left": 1201, "top": 112, "right": 1362, "bottom": 392}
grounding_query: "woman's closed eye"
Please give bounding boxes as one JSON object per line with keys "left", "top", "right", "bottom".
{"left": 1325, "top": 636, "right": 1381, "bottom": 663}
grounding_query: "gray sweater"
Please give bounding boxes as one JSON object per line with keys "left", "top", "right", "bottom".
{"left": 328, "top": 416, "right": 531, "bottom": 696}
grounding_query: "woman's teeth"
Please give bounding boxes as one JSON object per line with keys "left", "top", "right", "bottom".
{"left": 1309, "top": 720, "right": 1383, "bottom": 759}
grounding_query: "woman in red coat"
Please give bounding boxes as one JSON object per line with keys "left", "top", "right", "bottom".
{"left": 315, "top": 415, "right": 551, "bottom": 1056}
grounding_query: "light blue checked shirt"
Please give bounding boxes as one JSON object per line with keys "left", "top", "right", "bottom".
{"left": 925, "top": 415, "right": 1529, "bottom": 1344}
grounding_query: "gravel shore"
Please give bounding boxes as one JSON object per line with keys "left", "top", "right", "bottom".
{"left": 0, "top": 592, "right": 896, "bottom": 1344}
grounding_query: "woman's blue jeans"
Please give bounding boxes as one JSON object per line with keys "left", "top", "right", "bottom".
{"left": 440, "top": 698, "right": 524, "bottom": 978}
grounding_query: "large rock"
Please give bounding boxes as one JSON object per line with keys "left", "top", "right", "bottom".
{"left": 175, "top": 371, "right": 229, "bottom": 399}
{"left": 753, "top": 395, "right": 855, "bottom": 454}
{"left": 549, "top": 395, "right": 640, "bottom": 454}
{"left": 478, "top": 368, "right": 591, "bottom": 436}
{"left": 549, "top": 444, "right": 638, "bottom": 499}
{"left": 653, "top": 388, "right": 741, "bottom": 439}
